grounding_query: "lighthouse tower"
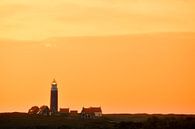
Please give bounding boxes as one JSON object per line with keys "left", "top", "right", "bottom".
{"left": 50, "top": 79, "right": 58, "bottom": 114}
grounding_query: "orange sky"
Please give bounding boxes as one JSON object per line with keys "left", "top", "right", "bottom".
{"left": 0, "top": 0, "right": 195, "bottom": 114}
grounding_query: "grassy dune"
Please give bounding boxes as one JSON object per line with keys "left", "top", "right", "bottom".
{"left": 0, "top": 113, "right": 194, "bottom": 129}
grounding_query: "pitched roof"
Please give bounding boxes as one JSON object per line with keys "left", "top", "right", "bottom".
{"left": 90, "top": 107, "right": 102, "bottom": 112}
{"left": 60, "top": 108, "right": 69, "bottom": 113}
{"left": 81, "top": 107, "right": 102, "bottom": 113}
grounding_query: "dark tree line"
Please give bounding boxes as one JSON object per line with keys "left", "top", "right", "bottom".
{"left": 116, "top": 116, "right": 195, "bottom": 129}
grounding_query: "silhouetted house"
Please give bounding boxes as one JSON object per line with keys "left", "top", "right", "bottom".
{"left": 59, "top": 108, "right": 69, "bottom": 115}
{"left": 28, "top": 106, "right": 39, "bottom": 115}
{"left": 37, "top": 105, "right": 50, "bottom": 116}
{"left": 81, "top": 107, "right": 102, "bottom": 118}
{"left": 70, "top": 110, "right": 78, "bottom": 116}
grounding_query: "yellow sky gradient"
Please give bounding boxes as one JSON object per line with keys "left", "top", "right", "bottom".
{"left": 0, "top": 0, "right": 195, "bottom": 40}
{"left": 0, "top": 1, "right": 195, "bottom": 114}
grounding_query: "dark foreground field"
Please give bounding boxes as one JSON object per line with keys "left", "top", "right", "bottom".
{"left": 0, "top": 113, "right": 195, "bottom": 129}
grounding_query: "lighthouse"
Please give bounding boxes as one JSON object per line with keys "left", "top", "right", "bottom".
{"left": 50, "top": 79, "right": 58, "bottom": 114}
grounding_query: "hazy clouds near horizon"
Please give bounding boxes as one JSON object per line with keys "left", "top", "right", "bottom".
{"left": 0, "top": 0, "right": 195, "bottom": 40}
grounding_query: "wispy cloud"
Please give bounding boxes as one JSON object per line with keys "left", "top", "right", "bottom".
{"left": 0, "top": 0, "right": 195, "bottom": 40}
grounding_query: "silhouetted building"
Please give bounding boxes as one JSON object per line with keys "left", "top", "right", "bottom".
{"left": 70, "top": 110, "right": 78, "bottom": 116}
{"left": 50, "top": 79, "right": 58, "bottom": 114}
{"left": 81, "top": 107, "right": 102, "bottom": 118}
{"left": 60, "top": 108, "right": 69, "bottom": 114}
{"left": 28, "top": 79, "right": 104, "bottom": 117}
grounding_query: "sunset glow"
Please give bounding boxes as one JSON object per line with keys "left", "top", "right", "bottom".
{"left": 0, "top": 0, "right": 195, "bottom": 114}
